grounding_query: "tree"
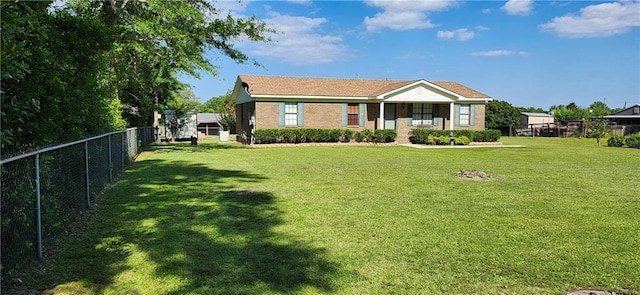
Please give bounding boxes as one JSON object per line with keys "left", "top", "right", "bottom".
{"left": 1, "top": 1, "right": 124, "bottom": 154}
{"left": 517, "top": 106, "right": 546, "bottom": 113}
{"left": 66, "top": 0, "right": 272, "bottom": 127}
{"left": 485, "top": 100, "right": 520, "bottom": 134}
{"left": 587, "top": 117, "right": 610, "bottom": 146}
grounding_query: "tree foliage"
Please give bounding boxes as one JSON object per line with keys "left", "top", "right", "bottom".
{"left": 1, "top": 1, "right": 124, "bottom": 154}
{"left": 1, "top": 0, "right": 271, "bottom": 154}
{"left": 485, "top": 100, "right": 520, "bottom": 129}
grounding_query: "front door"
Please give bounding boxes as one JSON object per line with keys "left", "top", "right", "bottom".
{"left": 384, "top": 103, "right": 396, "bottom": 130}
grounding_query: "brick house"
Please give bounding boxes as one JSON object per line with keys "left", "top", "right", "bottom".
{"left": 232, "top": 75, "right": 493, "bottom": 144}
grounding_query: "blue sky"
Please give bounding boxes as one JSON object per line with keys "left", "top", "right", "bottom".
{"left": 180, "top": 0, "right": 640, "bottom": 110}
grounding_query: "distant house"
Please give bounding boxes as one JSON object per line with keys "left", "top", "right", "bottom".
{"left": 604, "top": 104, "right": 640, "bottom": 136}
{"left": 231, "top": 75, "right": 493, "bottom": 144}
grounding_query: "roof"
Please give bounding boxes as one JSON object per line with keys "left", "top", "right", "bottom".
{"left": 238, "top": 75, "right": 491, "bottom": 99}
{"left": 197, "top": 113, "right": 222, "bottom": 124}
{"left": 604, "top": 104, "right": 640, "bottom": 119}
{"left": 521, "top": 112, "right": 553, "bottom": 117}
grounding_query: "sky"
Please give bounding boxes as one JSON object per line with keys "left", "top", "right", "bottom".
{"left": 180, "top": 0, "right": 640, "bottom": 110}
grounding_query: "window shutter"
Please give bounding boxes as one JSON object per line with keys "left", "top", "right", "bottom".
{"left": 297, "top": 102, "right": 304, "bottom": 127}
{"left": 359, "top": 103, "right": 365, "bottom": 126}
{"left": 278, "top": 102, "right": 285, "bottom": 127}
{"left": 470, "top": 104, "right": 475, "bottom": 126}
{"left": 454, "top": 104, "right": 460, "bottom": 126}
{"left": 433, "top": 104, "right": 440, "bottom": 127}
{"left": 342, "top": 103, "right": 348, "bottom": 127}
{"left": 407, "top": 103, "right": 413, "bottom": 126}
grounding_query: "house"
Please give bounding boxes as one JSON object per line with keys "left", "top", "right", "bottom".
{"left": 604, "top": 104, "right": 640, "bottom": 136}
{"left": 231, "top": 75, "right": 493, "bottom": 144}
{"left": 519, "top": 112, "right": 556, "bottom": 136}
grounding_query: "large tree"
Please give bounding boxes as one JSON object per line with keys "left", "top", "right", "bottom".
{"left": 1, "top": 1, "right": 125, "bottom": 154}
{"left": 485, "top": 100, "right": 521, "bottom": 133}
{"left": 1, "top": 0, "right": 271, "bottom": 154}
{"left": 67, "top": 0, "right": 272, "bottom": 127}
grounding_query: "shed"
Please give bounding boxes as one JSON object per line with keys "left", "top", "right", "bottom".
{"left": 604, "top": 104, "right": 640, "bottom": 136}
{"left": 196, "top": 113, "right": 223, "bottom": 136}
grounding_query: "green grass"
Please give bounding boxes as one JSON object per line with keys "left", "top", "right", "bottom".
{"left": 30, "top": 137, "right": 639, "bottom": 294}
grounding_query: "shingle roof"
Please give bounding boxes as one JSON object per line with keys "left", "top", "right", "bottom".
{"left": 238, "top": 75, "right": 491, "bottom": 98}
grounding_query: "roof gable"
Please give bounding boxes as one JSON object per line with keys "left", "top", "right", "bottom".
{"left": 237, "top": 75, "right": 491, "bottom": 100}
{"left": 611, "top": 104, "right": 640, "bottom": 116}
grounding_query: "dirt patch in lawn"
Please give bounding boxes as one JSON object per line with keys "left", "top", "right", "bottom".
{"left": 455, "top": 170, "right": 494, "bottom": 180}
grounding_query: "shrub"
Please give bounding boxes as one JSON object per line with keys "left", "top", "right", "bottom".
{"left": 436, "top": 135, "right": 450, "bottom": 145}
{"left": 624, "top": 133, "right": 640, "bottom": 148}
{"left": 339, "top": 129, "right": 354, "bottom": 143}
{"left": 409, "top": 129, "right": 500, "bottom": 144}
{"left": 355, "top": 129, "right": 374, "bottom": 142}
{"left": 455, "top": 136, "right": 470, "bottom": 145}
{"left": 607, "top": 135, "right": 624, "bottom": 147}
{"left": 373, "top": 129, "right": 397, "bottom": 143}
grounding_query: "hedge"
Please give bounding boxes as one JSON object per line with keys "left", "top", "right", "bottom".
{"left": 409, "top": 129, "right": 500, "bottom": 144}
{"left": 252, "top": 128, "right": 397, "bottom": 144}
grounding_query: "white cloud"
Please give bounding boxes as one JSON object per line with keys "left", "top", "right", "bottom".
{"left": 437, "top": 28, "right": 475, "bottom": 41}
{"left": 239, "top": 12, "right": 348, "bottom": 65}
{"left": 540, "top": 1, "right": 640, "bottom": 38}
{"left": 475, "top": 25, "right": 490, "bottom": 31}
{"left": 363, "top": 0, "right": 457, "bottom": 31}
{"left": 501, "top": 0, "right": 534, "bottom": 16}
{"left": 285, "top": 0, "right": 313, "bottom": 5}
{"left": 471, "top": 50, "right": 529, "bottom": 56}
{"left": 482, "top": 8, "right": 492, "bottom": 14}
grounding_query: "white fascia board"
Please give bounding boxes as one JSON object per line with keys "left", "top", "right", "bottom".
{"left": 252, "top": 94, "right": 371, "bottom": 101}
{"left": 376, "top": 80, "right": 459, "bottom": 99}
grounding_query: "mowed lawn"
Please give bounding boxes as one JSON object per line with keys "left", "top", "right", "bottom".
{"left": 34, "top": 137, "right": 639, "bottom": 295}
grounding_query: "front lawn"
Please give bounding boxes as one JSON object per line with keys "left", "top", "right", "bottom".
{"left": 31, "top": 137, "right": 639, "bottom": 294}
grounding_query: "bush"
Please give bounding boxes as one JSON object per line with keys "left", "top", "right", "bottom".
{"left": 625, "top": 133, "right": 640, "bottom": 148}
{"left": 455, "top": 136, "right": 470, "bottom": 145}
{"left": 409, "top": 129, "right": 500, "bottom": 144}
{"left": 607, "top": 135, "right": 624, "bottom": 147}
{"left": 373, "top": 129, "right": 397, "bottom": 143}
{"left": 355, "top": 129, "right": 374, "bottom": 143}
{"left": 339, "top": 129, "right": 354, "bottom": 142}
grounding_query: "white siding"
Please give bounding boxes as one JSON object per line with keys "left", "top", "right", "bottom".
{"left": 383, "top": 85, "right": 457, "bottom": 102}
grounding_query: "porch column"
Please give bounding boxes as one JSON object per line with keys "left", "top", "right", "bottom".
{"left": 449, "top": 102, "right": 455, "bottom": 130}
{"left": 379, "top": 101, "right": 385, "bottom": 129}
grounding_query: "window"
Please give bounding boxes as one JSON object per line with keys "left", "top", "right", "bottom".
{"left": 633, "top": 106, "right": 639, "bottom": 115}
{"left": 459, "top": 104, "right": 470, "bottom": 125}
{"left": 412, "top": 103, "right": 433, "bottom": 126}
{"left": 348, "top": 103, "right": 359, "bottom": 126}
{"left": 285, "top": 102, "right": 297, "bottom": 126}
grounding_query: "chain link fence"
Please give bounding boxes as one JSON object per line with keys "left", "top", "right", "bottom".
{"left": 1, "top": 127, "right": 155, "bottom": 290}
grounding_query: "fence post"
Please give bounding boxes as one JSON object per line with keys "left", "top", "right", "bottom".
{"left": 34, "top": 154, "right": 43, "bottom": 260}
{"left": 108, "top": 135, "right": 112, "bottom": 182}
{"left": 85, "top": 141, "right": 90, "bottom": 208}
{"left": 121, "top": 132, "right": 125, "bottom": 168}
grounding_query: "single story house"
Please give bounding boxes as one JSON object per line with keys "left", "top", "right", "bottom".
{"left": 604, "top": 104, "right": 640, "bottom": 136}
{"left": 231, "top": 75, "right": 493, "bottom": 144}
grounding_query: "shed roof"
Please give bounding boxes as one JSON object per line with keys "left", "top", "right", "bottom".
{"left": 521, "top": 112, "right": 553, "bottom": 117}
{"left": 238, "top": 75, "right": 491, "bottom": 99}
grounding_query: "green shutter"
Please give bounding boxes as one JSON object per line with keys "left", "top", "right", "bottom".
{"left": 407, "top": 103, "right": 413, "bottom": 126}
{"left": 297, "top": 102, "right": 304, "bottom": 127}
{"left": 469, "top": 104, "right": 475, "bottom": 126}
{"left": 454, "top": 104, "right": 460, "bottom": 126}
{"left": 278, "top": 102, "right": 285, "bottom": 127}
{"left": 342, "top": 103, "right": 348, "bottom": 127}
{"left": 359, "top": 103, "right": 365, "bottom": 126}
{"left": 433, "top": 104, "right": 440, "bottom": 127}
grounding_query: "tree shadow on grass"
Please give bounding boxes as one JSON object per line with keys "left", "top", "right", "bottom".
{"left": 35, "top": 158, "right": 339, "bottom": 294}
